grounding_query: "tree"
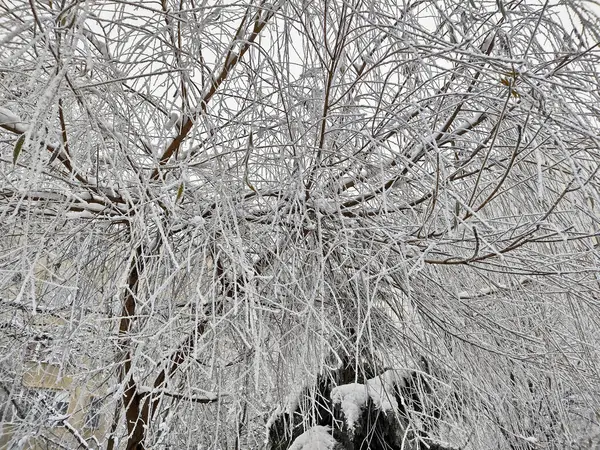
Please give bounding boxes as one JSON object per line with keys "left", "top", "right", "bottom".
{"left": 1, "top": 0, "right": 600, "bottom": 448}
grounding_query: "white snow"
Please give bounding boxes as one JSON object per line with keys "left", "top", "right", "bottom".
{"left": 313, "top": 198, "right": 338, "bottom": 215}
{"left": 265, "top": 405, "right": 283, "bottom": 443}
{"left": 164, "top": 112, "right": 179, "bottom": 131}
{"left": 136, "top": 386, "right": 219, "bottom": 402}
{"left": 65, "top": 210, "right": 96, "bottom": 220}
{"left": 62, "top": 419, "right": 91, "bottom": 448}
{"left": 330, "top": 383, "right": 368, "bottom": 432}
{"left": 288, "top": 426, "right": 337, "bottom": 450}
{"left": 447, "top": 112, "right": 487, "bottom": 139}
{"left": 330, "top": 370, "right": 404, "bottom": 433}
{"left": 519, "top": 276, "right": 532, "bottom": 285}
{"left": 76, "top": 202, "right": 106, "bottom": 213}
{"left": 480, "top": 31, "right": 495, "bottom": 53}
{"left": 0, "top": 106, "right": 28, "bottom": 133}
{"left": 366, "top": 370, "right": 400, "bottom": 412}
{"left": 284, "top": 381, "right": 306, "bottom": 416}
{"left": 191, "top": 215, "right": 206, "bottom": 226}
{"left": 265, "top": 381, "right": 311, "bottom": 445}
{"left": 0, "top": 107, "right": 20, "bottom": 124}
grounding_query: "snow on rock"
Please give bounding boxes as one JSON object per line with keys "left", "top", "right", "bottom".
{"left": 366, "top": 370, "right": 400, "bottom": 412}
{"left": 330, "top": 370, "right": 404, "bottom": 433}
{"left": 265, "top": 382, "right": 306, "bottom": 444}
{"left": 265, "top": 405, "right": 283, "bottom": 443}
{"left": 288, "top": 426, "right": 337, "bottom": 450}
{"left": 330, "top": 383, "right": 368, "bottom": 432}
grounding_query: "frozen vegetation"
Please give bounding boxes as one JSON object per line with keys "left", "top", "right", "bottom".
{"left": 1, "top": 0, "right": 600, "bottom": 449}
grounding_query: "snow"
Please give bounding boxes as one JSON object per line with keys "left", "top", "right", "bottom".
{"left": 52, "top": 417, "right": 91, "bottom": 448}
{"left": 136, "top": 386, "right": 219, "bottom": 402}
{"left": 288, "top": 426, "right": 337, "bottom": 450}
{"left": 48, "top": 414, "right": 69, "bottom": 422}
{"left": 265, "top": 381, "right": 315, "bottom": 444}
{"left": 284, "top": 381, "right": 306, "bottom": 416}
{"left": 330, "top": 383, "right": 368, "bottom": 432}
{"left": 191, "top": 215, "right": 206, "bottom": 226}
{"left": 480, "top": 31, "right": 495, "bottom": 53}
{"left": 449, "top": 112, "right": 487, "bottom": 137}
{"left": 304, "top": 221, "right": 317, "bottom": 231}
{"left": 313, "top": 198, "right": 338, "bottom": 215}
{"left": 0, "top": 106, "right": 28, "bottom": 133}
{"left": 519, "top": 276, "right": 532, "bottom": 285}
{"left": 366, "top": 370, "right": 399, "bottom": 412}
{"left": 265, "top": 405, "right": 283, "bottom": 442}
{"left": 65, "top": 210, "right": 96, "bottom": 220}
{"left": 330, "top": 370, "right": 405, "bottom": 432}
{"left": 0, "top": 107, "right": 20, "bottom": 124}
{"left": 76, "top": 202, "right": 106, "bottom": 213}
{"left": 164, "top": 112, "right": 179, "bottom": 131}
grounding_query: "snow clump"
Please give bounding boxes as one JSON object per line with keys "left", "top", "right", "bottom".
{"left": 330, "top": 370, "right": 404, "bottom": 433}
{"left": 288, "top": 425, "right": 338, "bottom": 450}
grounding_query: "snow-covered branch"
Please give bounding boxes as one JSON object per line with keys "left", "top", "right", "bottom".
{"left": 137, "top": 387, "right": 221, "bottom": 404}
{"left": 0, "top": 107, "right": 28, "bottom": 134}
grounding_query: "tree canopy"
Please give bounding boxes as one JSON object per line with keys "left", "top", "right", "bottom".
{"left": 1, "top": 0, "right": 600, "bottom": 448}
